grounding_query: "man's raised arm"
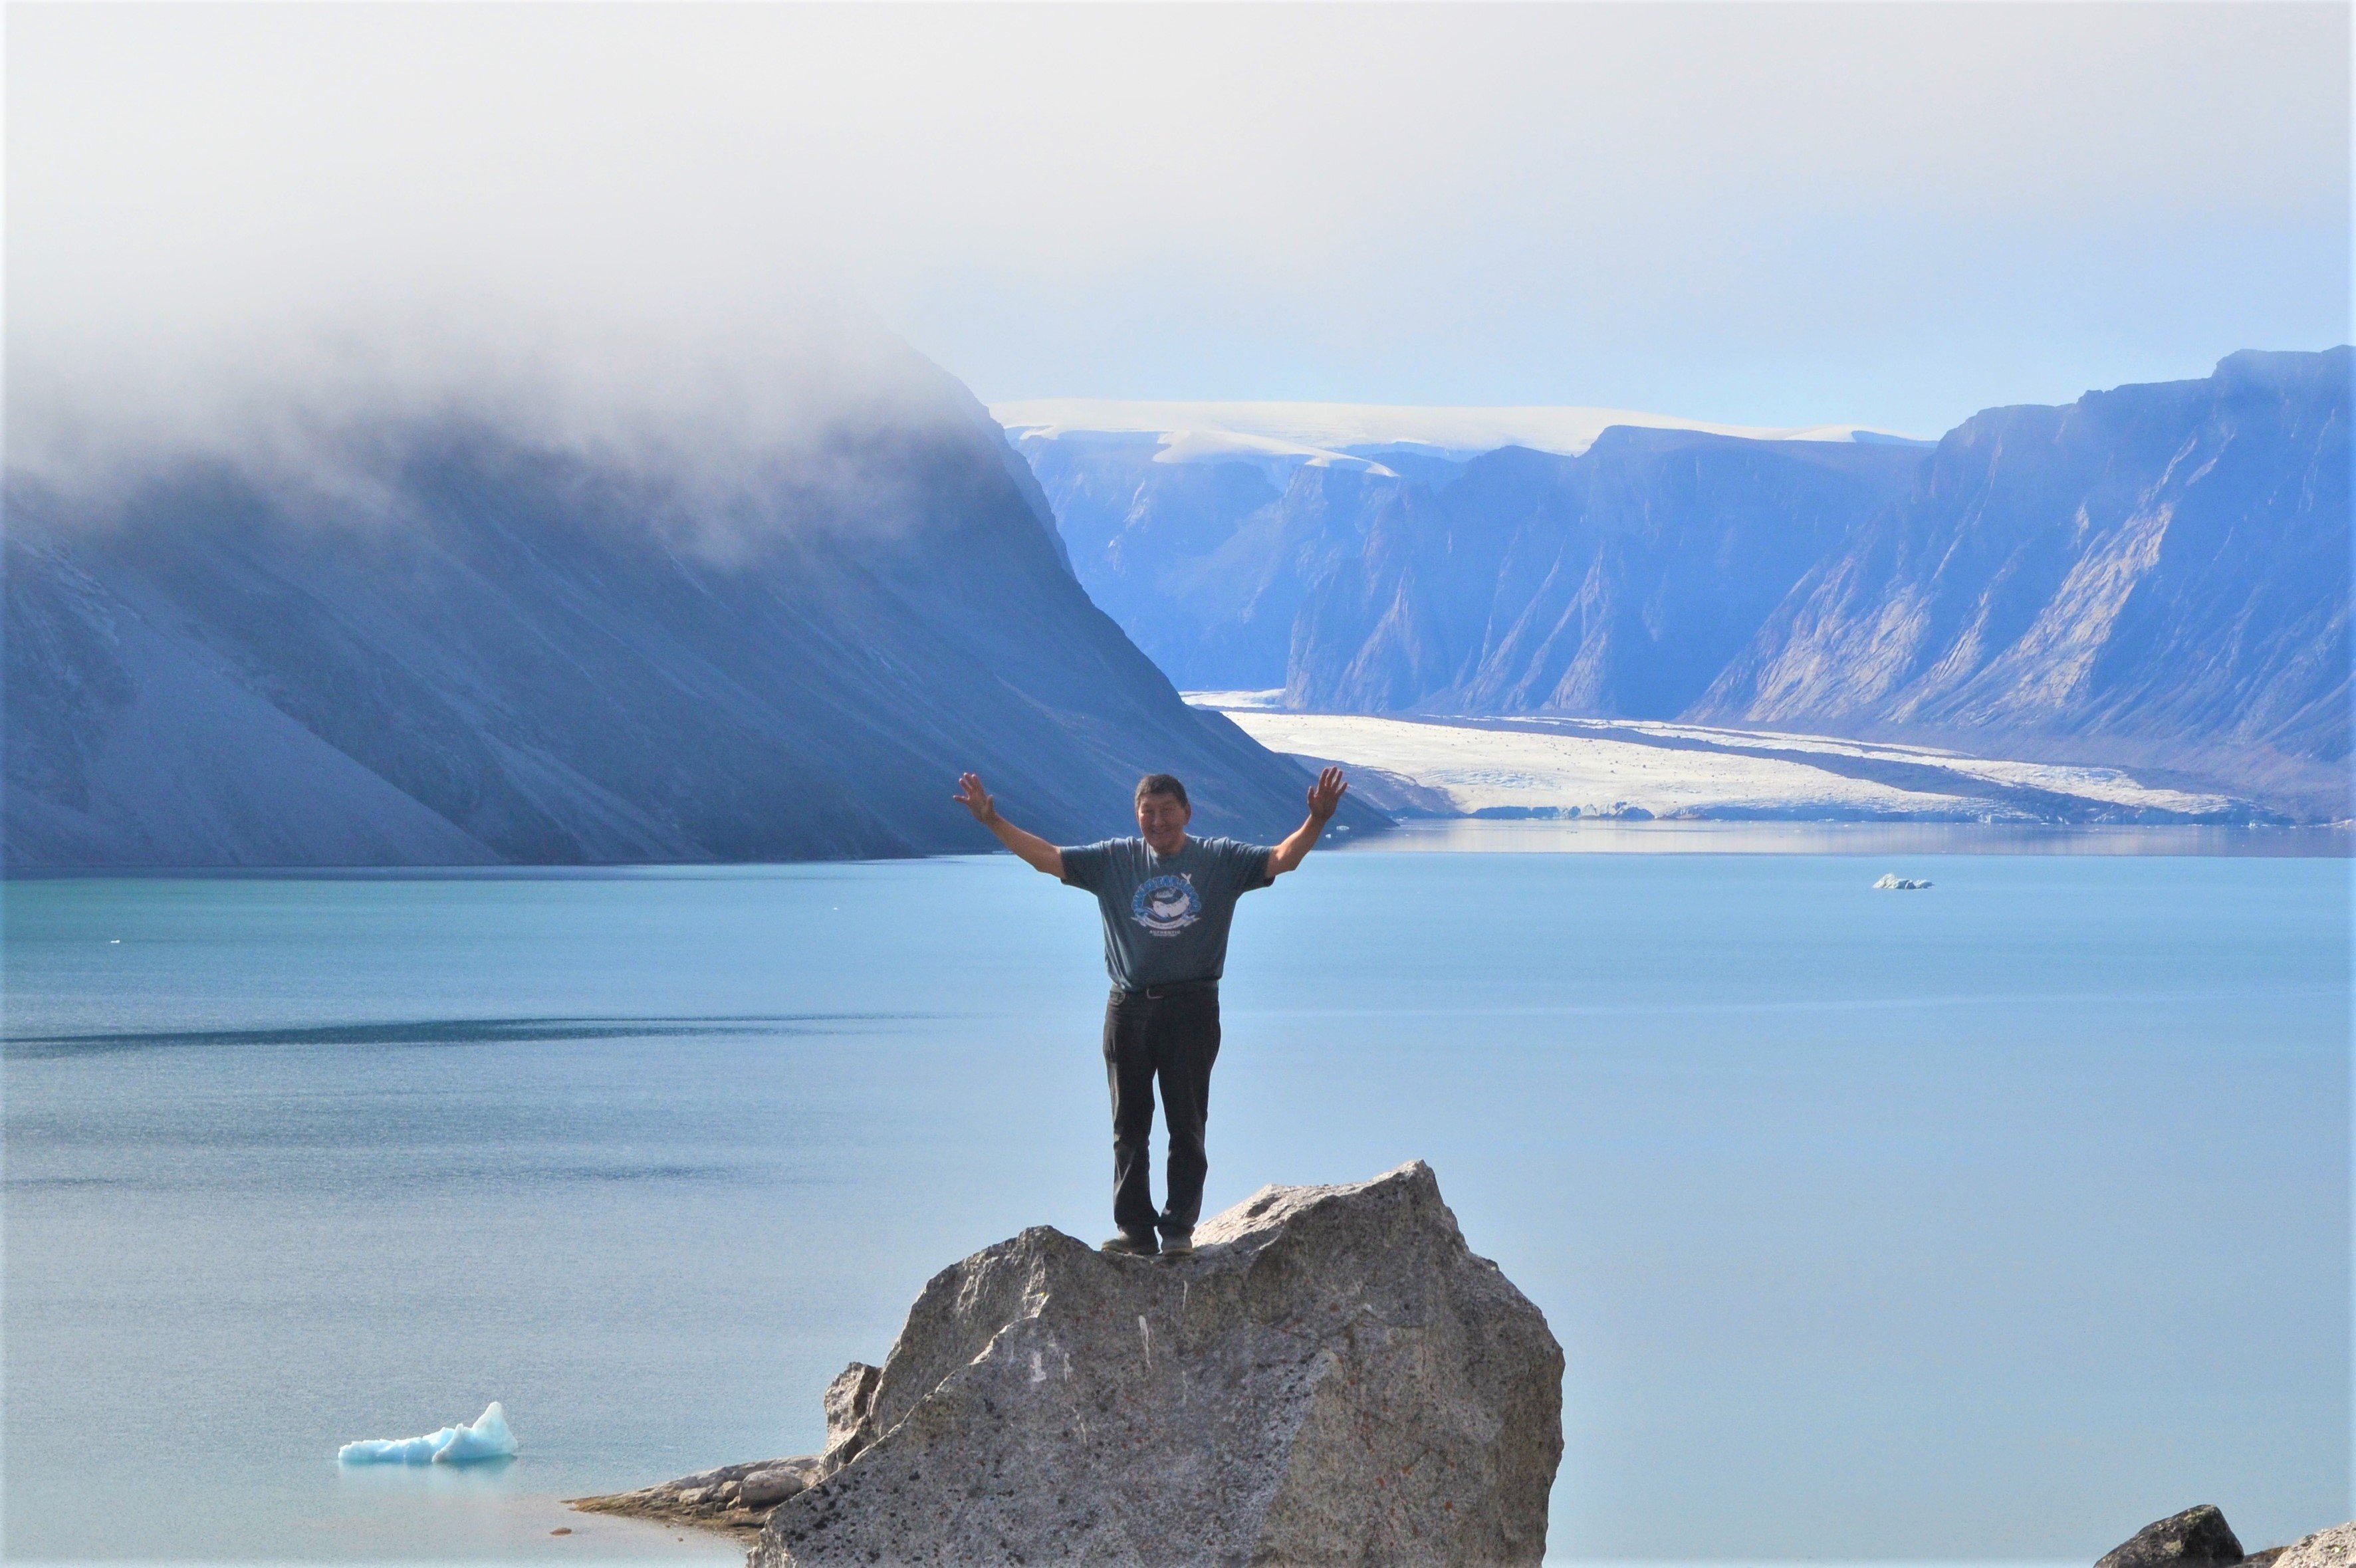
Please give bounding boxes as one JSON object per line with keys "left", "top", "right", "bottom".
{"left": 955, "top": 773, "right": 1064, "bottom": 877}
{"left": 1268, "top": 766, "right": 1348, "bottom": 877}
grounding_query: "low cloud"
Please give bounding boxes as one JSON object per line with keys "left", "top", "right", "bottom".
{"left": 6, "top": 278, "right": 1012, "bottom": 565}
{"left": 10, "top": 4, "right": 2348, "bottom": 441}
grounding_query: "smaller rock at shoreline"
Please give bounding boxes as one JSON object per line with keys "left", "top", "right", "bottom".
{"left": 2089, "top": 1506, "right": 2356, "bottom": 1568}
{"left": 737, "top": 1468, "right": 808, "bottom": 1509}
{"left": 568, "top": 1450, "right": 832, "bottom": 1535}
{"left": 567, "top": 1359, "right": 891, "bottom": 1535}
{"left": 2097, "top": 1506, "right": 2246, "bottom": 1568}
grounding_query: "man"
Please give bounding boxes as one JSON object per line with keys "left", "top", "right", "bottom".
{"left": 952, "top": 766, "right": 1350, "bottom": 1257}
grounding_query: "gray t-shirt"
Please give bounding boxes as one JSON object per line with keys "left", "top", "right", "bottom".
{"left": 1060, "top": 835, "right": 1276, "bottom": 990}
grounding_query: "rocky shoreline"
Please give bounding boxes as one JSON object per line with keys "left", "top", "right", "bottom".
{"left": 572, "top": 1173, "right": 2347, "bottom": 1568}
{"left": 570, "top": 1362, "right": 880, "bottom": 1536}
{"left": 2098, "top": 1506, "right": 2351, "bottom": 1568}
{"left": 575, "top": 1161, "right": 1562, "bottom": 1565}
{"left": 572, "top": 1490, "right": 2356, "bottom": 1568}
{"left": 570, "top": 1454, "right": 818, "bottom": 1536}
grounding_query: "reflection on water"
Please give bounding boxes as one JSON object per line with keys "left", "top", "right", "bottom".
{"left": 332, "top": 1457, "right": 520, "bottom": 1500}
{"left": 3, "top": 1014, "right": 903, "bottom": 1057}
{"left": 1348, "top": 819, "right": 2356, "bottom": 855}
{"left": 322, "top": 1460, "right": 731, "bottom": 1565}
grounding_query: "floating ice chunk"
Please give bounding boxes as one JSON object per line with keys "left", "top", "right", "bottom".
{"left": 338, "top": 1402, "right": 517, "bottom": 1464}
{"left": 1872, "top": 874, "right": 1933, "bottom": 890}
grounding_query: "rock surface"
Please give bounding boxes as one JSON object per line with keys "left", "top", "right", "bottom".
{"left": 2088, "top": 1506, "right": 2343, "bottom": 1568}
{"left": 2097, "top": 1506, "right": 2248, "bottom": 1568}
{"left": 583, "top": 1161, "right": 1562, "bottom": 1563}
{"left": 573, "top": 1455, "right": 829, "bottom": 1535}
{"left": 2275, "top": 1523, "right": 2356, "bottom": 1568}
{"left": 751, "top": 1160, "right": 1561, "bottom": 1567}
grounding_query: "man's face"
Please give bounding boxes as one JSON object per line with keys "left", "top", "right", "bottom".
{"left": 1136, "top": 791, "right": 1191, "bottom": 854}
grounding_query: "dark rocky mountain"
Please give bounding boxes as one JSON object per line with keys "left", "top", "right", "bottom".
{"left": 4, "top": 368, "right": 1377, "bottom": 867}
{"left": 1694, "top": 349, "right": 2350, "bottom": 808}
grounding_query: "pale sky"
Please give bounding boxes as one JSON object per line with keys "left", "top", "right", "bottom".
{"left": 9, "top": 2, "right": 2350, "bottom": 437}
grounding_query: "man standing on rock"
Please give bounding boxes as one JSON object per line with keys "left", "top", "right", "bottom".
{"left": 953, "top": 767, "right": 1349, "bottom": 1258}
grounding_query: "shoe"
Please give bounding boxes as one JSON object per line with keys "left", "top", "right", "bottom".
{"left": 1100, "top": 1232, "right": 1159, "bottom": 1257}
{"left": 1157, "top": 1230, "right": 1195, "bottom": 1257}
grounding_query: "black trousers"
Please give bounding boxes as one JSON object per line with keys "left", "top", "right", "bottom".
{"left": 1103, "top": 985, "right": 1221, "bottom": 1239}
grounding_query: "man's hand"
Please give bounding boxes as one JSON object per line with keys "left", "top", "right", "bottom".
{"left": 954, "top": 772, "right": 998, "bottom": 826}
{"left": 1305, "top": 766, "right": 1348, "bottom": 823}
{"left": 1270, "top": 766, "right": 1348, "bottom": 877}
{"left": 955, "top": 771, "right": 1062, "bottom": 877}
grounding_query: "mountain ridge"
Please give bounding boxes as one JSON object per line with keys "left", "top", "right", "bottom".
{"left": 5, "top": 357, "right": 1381, "bottom": 867}
{"left": 1692, "top": 348, "right": 2349, "bottom": 806}
{"left": 1013, "top": 350, "right": 2350, "bottom": 818}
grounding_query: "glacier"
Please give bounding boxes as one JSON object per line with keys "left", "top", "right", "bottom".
{"left": 1197, "top": 703, "right": 2266, "bottom": 825}
{"left": 338, "top": 1402, "right": 517, "bottom": 1465}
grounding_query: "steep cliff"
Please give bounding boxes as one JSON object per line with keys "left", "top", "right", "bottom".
{"left": 1286, "top": 433, "right": 1927, "bottom": 715}
{"left": 1696, "top": 350, "right": 2351, "bottom": 792}
{"left": 1014, "top": 409, "right": 1925, "bottom": 702}
{"left": 5, "top": 363, "right": 1377, "bottom": 867}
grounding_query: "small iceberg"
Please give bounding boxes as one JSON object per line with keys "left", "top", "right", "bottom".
{"left": 338, "top": 1402, "right": 517, "bottom": 1465}
{"left": 1872, "top": 873, "right": 1933, "bottom": 891}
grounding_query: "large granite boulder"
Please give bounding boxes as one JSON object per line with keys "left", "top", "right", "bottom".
{"left": 742, "top": 1159, "right": 1562, "bottom": 1567}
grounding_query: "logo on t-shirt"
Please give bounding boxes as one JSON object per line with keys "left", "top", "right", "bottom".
{"left": 1131, "top": 873, "right": 1202, "bottom": 937}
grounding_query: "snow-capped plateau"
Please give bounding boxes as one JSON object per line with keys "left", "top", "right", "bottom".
{"left": 992, "top": 398, "right": 1925, "bottom": 462}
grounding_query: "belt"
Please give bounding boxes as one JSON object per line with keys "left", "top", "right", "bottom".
{"left": 1112, "top": 978, "right": 1219, "bottom": 1002}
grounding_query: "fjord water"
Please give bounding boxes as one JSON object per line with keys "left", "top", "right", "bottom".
{"left": 5, "top": 845, "right": 2346, "bottom": 1563}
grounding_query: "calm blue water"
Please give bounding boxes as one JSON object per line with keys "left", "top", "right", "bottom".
{"left": 5, "top": 845, "right": 2348, "bottom": 1563}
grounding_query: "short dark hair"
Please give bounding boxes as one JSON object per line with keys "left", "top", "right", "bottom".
{"left": 1134, "top": 773, "right": 1189, "bottom": 810}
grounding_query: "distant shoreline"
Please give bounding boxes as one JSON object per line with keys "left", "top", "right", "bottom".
{"left": 1337, "top": 818, "right": 2355, "bottom": 858}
